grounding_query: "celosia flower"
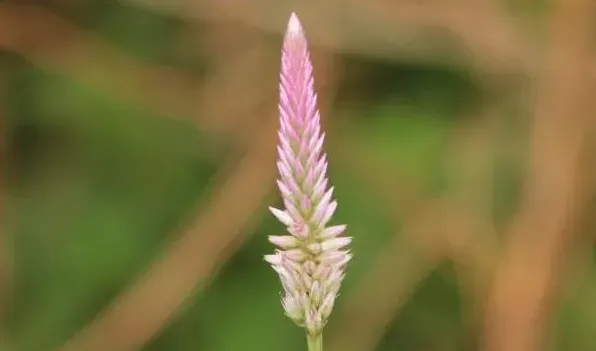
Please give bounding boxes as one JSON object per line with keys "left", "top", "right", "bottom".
{"left": 265, "top": 12, "right": 352, "bottom": 345}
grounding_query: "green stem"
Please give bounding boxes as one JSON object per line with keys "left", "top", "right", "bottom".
{"left": 306, "top": 333, "right": 323, "bottom": 351}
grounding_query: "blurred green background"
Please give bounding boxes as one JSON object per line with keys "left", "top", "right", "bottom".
{"left": 2, "top": 0, "right": 596, "bottom": 350}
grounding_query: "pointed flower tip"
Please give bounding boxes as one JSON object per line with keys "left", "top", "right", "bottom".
{"left": 264, "top": 253, "right": 282, "bottom": 266}
{"left": 287, "top": 12, "right": 303, "bottom": 36}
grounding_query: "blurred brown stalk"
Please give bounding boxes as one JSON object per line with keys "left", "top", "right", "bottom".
{"left": 481, "top": 0, "right": 596, "bottom": 349}
{"left": 0, "top": 61, "right": 9, "bottom": 346}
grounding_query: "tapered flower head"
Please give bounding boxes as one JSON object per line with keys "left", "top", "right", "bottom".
{"left": 265, "top": 12, "right": 352, "bottom": 337}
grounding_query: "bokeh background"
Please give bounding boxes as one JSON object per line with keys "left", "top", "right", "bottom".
{"left": 2, "top": 0, "right": 596, "bottom": 350}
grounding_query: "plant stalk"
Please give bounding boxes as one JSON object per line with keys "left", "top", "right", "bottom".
{"left": 307, "top": 333, "right": 323, "bottom": 351}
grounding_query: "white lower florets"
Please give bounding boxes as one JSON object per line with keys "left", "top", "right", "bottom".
{"left": 265, "top": 226, "right": 351, "bottom": 335}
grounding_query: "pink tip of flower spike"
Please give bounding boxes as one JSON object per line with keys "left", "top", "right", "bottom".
{"left": 265, "top": 12, "right": 352, "bottom": 339}
{"left": 287, "top": 12, "right": 303, "bottom": 36}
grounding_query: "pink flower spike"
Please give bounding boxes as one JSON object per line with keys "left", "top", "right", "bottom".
{"left": 264, "top": 12, "right": 352, "bottom": 339}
